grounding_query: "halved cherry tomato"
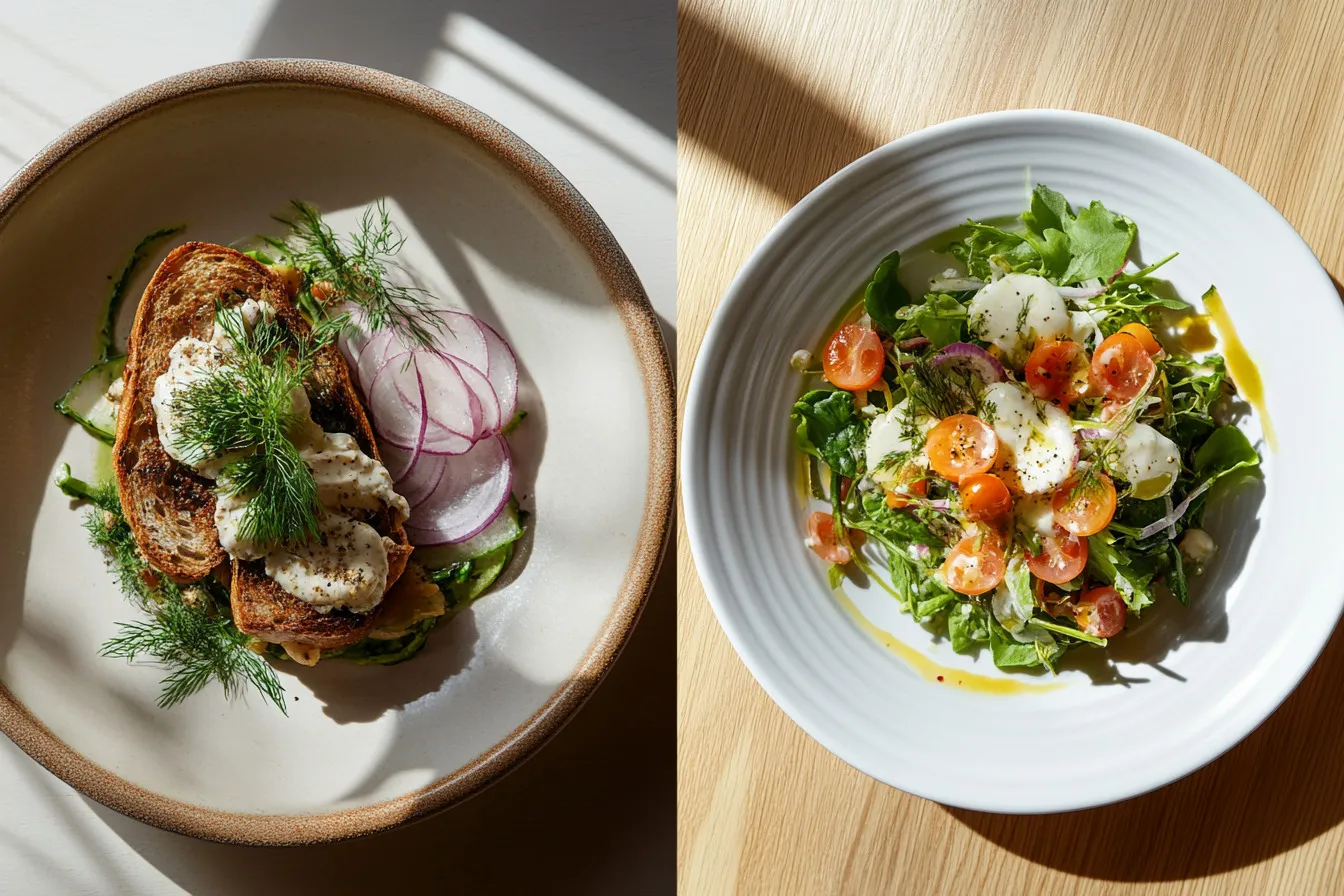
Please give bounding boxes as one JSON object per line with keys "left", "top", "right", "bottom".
{"left": 1026, "top": 530, "right": 1089, "bottom": 584}
{"left": 926, "top": 414, "right": 998, "bottom": 482}
{"left": 884, "top": 462, "right": 928, "bottom": 509}
{"left": 1024, "top": 339, "right": 1089, "bottom": 406}
{"left": 807, "top": 512, "right": 862, "bottom": 565}
{"left": 1089, "top": 332, "right": 1155, "bottom": 402}
{"left": 959, "top": 473, "right": 1012, "bottom": 522}
{"left": 823, "top": 324, "right": 885, "bottom": 391}
{"left": 941, "top": 534, "right": 1006, "bottom": 595}
{"left": 1117, "top": 322, "right": 1162, "bottom": 356}
{"left": 1074, "top": 586, "right": 1127, "bottom": 637}
{"left": 311, "top": 279, "right": 337, "bottom": 304}
{"left": 1052, "top": 472, "right": 1117, "bottom": 537}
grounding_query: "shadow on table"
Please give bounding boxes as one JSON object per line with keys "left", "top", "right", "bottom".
{"left": 85, "top": 532, "right": 676, "bottom": 895}
{"left": 677, "top": 5, "right": 885, "bottom": 205}
{"left": 949, "top": 613, "right": 1344, "bottom": 880}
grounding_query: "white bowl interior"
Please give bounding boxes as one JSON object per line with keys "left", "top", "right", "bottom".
{"left": 0, "top": 84, "right": 652, "bottom": 814}
{"left": 684, "top": 111, "right": 1344, "bottom": 812}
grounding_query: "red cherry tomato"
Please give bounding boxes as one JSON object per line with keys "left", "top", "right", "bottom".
{"left": 311, "top": 279, "right": 337, "bottom": 304}
{"left": 1075, "top": 586, "right": 1127, "bottom": 637}
{"left": 1026, "top": 530, "right": 1089, "bottom": 584}
{"left": 807, "top": 512, "right": 862, "bottom": 565}
{"left": 1024, "top": 339, "right": 1090, "bottom": 406}
{"left": 926, "top": 415, "right": 998, "bottom": 482}
{"left": 884, "top": 462, "right": 928, "bottom": 509}
{"left": 1052, "top": 473, "right": 1117, "bottom": 537}
{"left": 823, "top": 324, "right": 885, "bottom": 391}
{"left": 1117, "top": 322, "right": 1162, "bottom": 356}
{"left": 1090, "top": 332, "right": 1155, "bottom": 402}
{"left": 941, "top": 535, "right": 1006, "bottom": 596}
{"left": 960, "top": 473, "right": 1012, "bottom": 522}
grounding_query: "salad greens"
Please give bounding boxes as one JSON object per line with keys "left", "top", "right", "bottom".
{"left": 794, "top": 184, "right": 1262, "bottom": 672}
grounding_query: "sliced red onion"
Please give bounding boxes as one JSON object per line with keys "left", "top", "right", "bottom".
{"left": 911, "top": 543, "right": 932, "bottom": 560}
{"left": 897, "top": 336, "right": 931, "bottom": 352}
{"left": 1138, "top": 480, "right": 1213, "bottom": 540}
{"left": 399, "top": 453, "right": 447, "bottom": 508}
{"left": 930, "top": 277, "right": 987, "bottom": 292}
{"left": 478, "top": 319, "right": 519, "bottom": 422}
{"left": 427, "top": 309, "right": 490, "bottom": 373}
{"left": 369, "top": 351, "right": 475, "bottom": 456}
{"left": 932, "top": 342, "right": 1005, "bottom": 384}
{"left": 404, "top": 435, "right": 513, "bottom": 545}
{"left": 356, "top": 330, "right": 398, "bottom": 393}
{"left": 447, "top": 355, "right": 501, "bottom": 436}
{"left": 1077, "top": 427, "right": 1118, "bottom": 440}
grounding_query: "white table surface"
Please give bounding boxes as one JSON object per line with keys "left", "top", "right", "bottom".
{"left": 0, "top": 2, "right": 674, "bottom": 893}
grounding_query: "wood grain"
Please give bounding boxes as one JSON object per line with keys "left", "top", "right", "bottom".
{"left": 676, "top": 0, "right": 1344, "bottom": 893}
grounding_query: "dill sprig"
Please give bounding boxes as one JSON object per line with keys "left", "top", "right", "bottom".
{"left": 55, "top": 466, "right": 286, "bottom": 712}
{"left": 278, "top": 200, "right": 442, "bottom": 349}
{"left": 170, "top": 302, "right": 335, "bottom": 550}
{"left": 903, "top": 357, "right": 979, "bottom": 420}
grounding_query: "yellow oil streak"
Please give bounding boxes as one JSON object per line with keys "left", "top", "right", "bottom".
{"left": 1202, "top": 287, "right": 1276, "bottom": 452}
{"left": 833, "top": 586, "right": 1062, "bottom": 695}
{"left": 1175, "top": 314, "right": 1218, "bottom": 352}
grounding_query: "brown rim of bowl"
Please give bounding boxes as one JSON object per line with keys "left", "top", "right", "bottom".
{"left": 0, "top": 59, "right": 674, "bottom": 846}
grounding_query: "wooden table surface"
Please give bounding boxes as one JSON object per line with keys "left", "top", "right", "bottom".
{"left": 676, "top": 1, "right": 1344, "bottom": 893}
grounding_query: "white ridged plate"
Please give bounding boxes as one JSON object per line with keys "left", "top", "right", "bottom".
{"left": 682, "top": 110, "right": 1344, "bottom": 813}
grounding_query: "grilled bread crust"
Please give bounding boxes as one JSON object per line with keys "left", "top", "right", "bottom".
{"left": 114, "top": 242, "right": 411, "bottom": 649}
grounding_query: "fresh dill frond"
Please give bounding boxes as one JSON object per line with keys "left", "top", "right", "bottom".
{"left": 280, "top": 200, "right": 442, "bottom": 349}
{"left": 102, "top": 597, "right": 286, "bottom": 711}
{"left": 906, "top": 358, "right": 978, "bottom": 420}
{"left": 170, "top": 300, "right": 332, "bottom": 549}
{"left": 60, "top": 471, "right": 287, "bottom": 712}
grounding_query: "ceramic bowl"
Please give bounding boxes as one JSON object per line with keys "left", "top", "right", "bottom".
{"left": 0, "top": 60, "right": 673, "bottom": 843}
{"left": 683, "top": 110, "right": 1343, "bottom": 812}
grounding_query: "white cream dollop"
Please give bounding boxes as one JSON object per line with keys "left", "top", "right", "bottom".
{"left": 968, "top": 274, "right": 1073, "bottom": 367}
{"left": 264, "top": 510, "right": 394, "bottom": 614}
{"left": 1111, "top": 421, "right": 1181, "bottom": 499}
{"left": 981, "top": 382, "right": 1077, "bottom": 495}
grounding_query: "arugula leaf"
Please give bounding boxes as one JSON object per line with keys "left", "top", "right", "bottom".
{"left": 899, "top": 293, "right": 967, "bottom": 347}
{"left": 1087, "top": 532, "right": 1157, "bottom": 611}
{"left": 1194, "top": 424, "right": 1260, "bottom": 484}
{"left": 1167, "top": 542, "right": 1190, "bottom": 607}
{"left": 948, "top": 602, "right": 989, "bottom": 653}
{"left": 1164, "top": 355, "right": 1227, "bottom": 451}
{"left": 913, "top": 585, "right": 959, "bottom": 620}
{"left": 1023, "top": 185, "right": 1071, "bottom": 234}
{"left": 863, "top": 251, "right": 912, "bottom": 335}
{"left": 791, "top": 389, "right": 863, "bottom": 478}
{"left": 1060, "top": 200, "right": 1136, "bottom": 284}
{"left": 990, "top": 557, "right": 1035, "bottom": 634}
{"left": 988, "top": 615, "right": 1045, "bottom": 668}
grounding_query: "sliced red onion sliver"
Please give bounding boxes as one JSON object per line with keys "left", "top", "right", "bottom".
{"left": 399, "top": 452, "right": 447, "bottom": 508}
{"left": 478, "top": 319, "right": 519, "bottom": 423}
{"left": 379, "top": 442, "right": 418, "bottom": 481}
{"left": 446, "top": 355, "right": 500, "bottom": 436}
{"left": 370, "top": 352, "right": 474, "bottom": 456}
{"left": 357, "top": 329, "right": 398, "bottom": 393}
{"left": 367, "top": 350, "right": 430, "bottom": 455}
{"left": 932, "top": 342, "right": 1006, "bottom": 384}
{"left": 428, "top": 309, "right": 490, "bottom": 373}
{"left": 405, "top": 435, "right": 513, "bottom": 545}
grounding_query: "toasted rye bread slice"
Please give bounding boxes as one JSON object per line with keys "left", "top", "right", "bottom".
{"left": 114, "top": 242, "right": 411, "bottom": 649}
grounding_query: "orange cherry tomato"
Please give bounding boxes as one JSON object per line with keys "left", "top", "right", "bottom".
{"left": 959, "top": 473, "right": 1012, "bottom": 521}
{"left": 807, "top": 511, "right": 862, "bottom": 565}
{"left": 823, "top": 324, "right": 886, "bottom": 391}
{"left": 1051, "top": 472, "right": 1117, "bottom": 537}
{"left": 926, "top": 415, "right": 999, "bottom": 482}
{"left": 1089, "top": 332, "right": 1155, "bottom": 402}
{"left": 311, "top": 279, "right": 337, "bottom": 304}
{"left": 1074, "top": 586, "right": 1127, "bottom": 637}
{"left": 1117, "top": 322, "right": 1162, "bottom": 356}
{"left": 884, "top": 462, "right": 928, "bottom": 509}
{"left": 941, "top": 535, "right": 1006, "bottom": 596}
{"left": 1026, "top": 530, "right": 1089, "bottom": 584}
{"left": 1024, "top": 339, "right": 1090, "bottom": 406}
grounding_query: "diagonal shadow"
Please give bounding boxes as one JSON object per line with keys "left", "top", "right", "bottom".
{"left": 677, "top": 3, "right": 885, "bottom": 205}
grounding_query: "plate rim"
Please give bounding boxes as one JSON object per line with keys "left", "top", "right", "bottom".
{"left": 682, "top": 107, "right": 1342, "bottom": 813}
{"left": 0, "top": 58, "right": 675, "bottom": 844}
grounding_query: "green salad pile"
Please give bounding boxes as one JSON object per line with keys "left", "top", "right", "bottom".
{"left": 791, "top": 185, "right": 1262, "bottom": 672}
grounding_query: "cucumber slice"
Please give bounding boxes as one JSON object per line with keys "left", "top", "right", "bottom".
{"left": 54, "top": 356, "right": 126, "bottom": 445}
{"left": 413, "top": 499, "right": 524, "bottom": 566}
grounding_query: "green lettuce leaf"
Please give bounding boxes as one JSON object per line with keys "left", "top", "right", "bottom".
{"left": 863, "top": 251, "right": 912, "bottom": 335}
{"left": 791, "top": 389, "right": 864, "bottom": 478}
